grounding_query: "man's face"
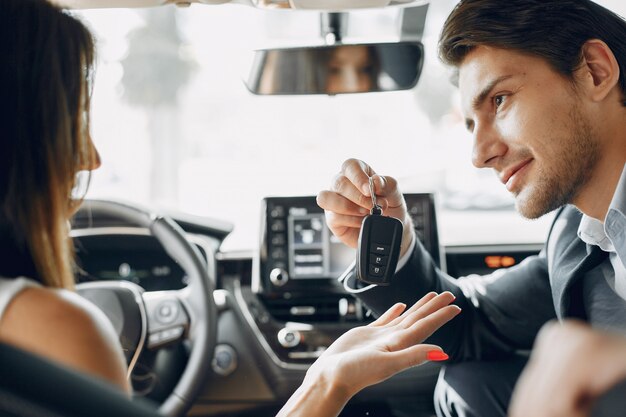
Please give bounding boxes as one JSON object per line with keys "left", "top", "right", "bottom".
{"left": 459, "top": 46, "right": 600, "bottom": 219}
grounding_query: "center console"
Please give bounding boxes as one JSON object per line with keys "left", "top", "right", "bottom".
{"left": 238, "top": 194, "right": 441, "bottom": 368}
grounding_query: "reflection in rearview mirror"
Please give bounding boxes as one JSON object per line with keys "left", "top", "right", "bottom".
{"left": 245, "top": 42, "right": 424, "bottom": 95}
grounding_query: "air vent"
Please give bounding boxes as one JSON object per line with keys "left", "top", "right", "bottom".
{"left": 260, "top": 294, "right": 366, "bottom": 323}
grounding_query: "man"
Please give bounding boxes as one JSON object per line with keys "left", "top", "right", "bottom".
{"left": 317, "top": 0, "right": 626, "bottom": 416}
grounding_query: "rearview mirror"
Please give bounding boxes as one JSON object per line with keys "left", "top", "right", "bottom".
{"left": 245, "top": 41, "right": 424, "bottom": 95}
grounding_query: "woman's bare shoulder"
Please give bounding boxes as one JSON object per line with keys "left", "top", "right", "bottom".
{"left": 0, "top": 285, "right": 130, "bottom": 393}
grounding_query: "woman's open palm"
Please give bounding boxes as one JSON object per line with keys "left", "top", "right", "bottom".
{"left": 305, "top": 292, "right": 461, "bottom": 397}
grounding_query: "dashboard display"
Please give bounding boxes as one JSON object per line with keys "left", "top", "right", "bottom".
{"left": 287, "top": 209, "right": 353, "bottom": 279}
{"left": 74, "top": 234, "right": 189, "bottom": 292}
{"left": 261, "top": 197, "right": 354, "bottom": 290}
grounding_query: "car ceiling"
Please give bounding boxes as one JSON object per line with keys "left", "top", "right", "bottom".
{"left": 54, "top": 0, "right": 422, "bottom": 10}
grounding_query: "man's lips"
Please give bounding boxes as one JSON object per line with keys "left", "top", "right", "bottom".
{"left": 500, "top": 159, "right": 533, "bottom": 190}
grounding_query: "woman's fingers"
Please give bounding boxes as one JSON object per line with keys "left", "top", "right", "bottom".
{"left": 398, "top": 291, "right": 456, "bottom": 329}
{"left": 369, "top": 303, "right": 407, "bottom": 327}
{"left": 386, "top": 344, "right": 448, "bottom": 374}
{"left": 385, "top": 304, "right": 461, "bottom": 352}
{"left": 398, "top": 305, "right": 462, "bottom": 347}
{"left": 386, "top": 292, "right": 438, "bottom": 327}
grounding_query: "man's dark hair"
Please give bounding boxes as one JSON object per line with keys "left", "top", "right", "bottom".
{"left": 439, "top": 0, "right": 626, "bottom": 105}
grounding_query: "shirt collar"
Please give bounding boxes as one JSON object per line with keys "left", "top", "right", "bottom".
{"left": 607, "top": 163, "right": 626, "bottom": 222}
{"left": 577, "top": 163, "right": 626, "bottom": 256}
{"left": 578, "top": 214, "right": 614, "bottom": 252}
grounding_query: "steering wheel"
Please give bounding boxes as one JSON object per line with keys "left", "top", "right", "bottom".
{"left": 72, "top": 200, "right": 217, "bottom": 417}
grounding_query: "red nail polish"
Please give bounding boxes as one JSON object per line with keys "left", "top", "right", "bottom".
{"left": 427, "top": 351, "right": 449, "bottom": 361}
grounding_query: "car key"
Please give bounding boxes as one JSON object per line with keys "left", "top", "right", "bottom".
{"left": 356, "top": 176, "right": 403, "bottom": 286}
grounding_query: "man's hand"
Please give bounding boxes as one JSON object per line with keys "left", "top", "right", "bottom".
{"left": 509, "top": 320, "right": 626, "bottom": 417}
{"left": 317, "top": 158, "right": 414, "bottom": 257}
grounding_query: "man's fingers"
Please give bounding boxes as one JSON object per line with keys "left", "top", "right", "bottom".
{"left": 317, "top": 190, "right": 369, "bottom": 217}
{"left": 321, "top": 160, "right": 404, "bottom": 217}
{"left": 369, "top": 303, "right": 407, "bottom": 327}
{"left": 318, "top": 191, "right": 368, "bottom": 248}
{"left": 341, "top": 158, "right": 375, "bottom": 197}
{"left": 325, "top": 211, "right": 365, "bottom": 231}
{"left": 322, "top": 206, "right": 362, "bottom": 247}
{"left": 330, "top": 172, "right": 378, "bottom": 211}
{"left": 372, "top": 175, "right": 405, "bottom": 209}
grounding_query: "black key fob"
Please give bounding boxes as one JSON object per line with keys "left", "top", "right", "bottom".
{"left": 356, "top": 207, "right": 403, "bottom": 286}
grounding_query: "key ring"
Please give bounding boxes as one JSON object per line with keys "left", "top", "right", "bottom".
{"left": 369, "top": 176, "right": 382, "bottom": 215}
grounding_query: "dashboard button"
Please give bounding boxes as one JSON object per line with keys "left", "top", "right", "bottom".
{"left": 212, "top": 344, "right": 238, "bottom": 376}
{"left": 271, "top": 220, "right": 286, "bottom": 232}
{"left": 271, "top": 234, "right": 286, "bottom": 246}
{"left": 156, "top": 301, "right": 179, "bottom": 324}
{"left": 277, "top": 328, "right": 302, "bottom": 348}
{"left": 148, "top": 326, "right": 184, "bottom": 348}
{"left": 270, "top": 206, "right": 286, "bottom": 218}
{"left": 271, "top": 248, "right": 287, "bottom": 260}
{"left": 273, "top": 261, "right": 287, "bottom": 270}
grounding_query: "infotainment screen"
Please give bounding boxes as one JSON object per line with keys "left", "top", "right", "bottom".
{"left": 287, "top": 208, "right": 353, "bottom": 279}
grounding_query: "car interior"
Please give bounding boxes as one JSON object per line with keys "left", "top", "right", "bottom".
{"left": 3, "top": 0, "right": 625, "bottom": 416}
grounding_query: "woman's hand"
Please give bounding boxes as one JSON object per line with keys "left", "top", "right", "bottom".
{"left": 277, "top": 292, "right": 460, "bottom": 417}
{"left": 306, "top": 291, "right": 460, "bottom": 396}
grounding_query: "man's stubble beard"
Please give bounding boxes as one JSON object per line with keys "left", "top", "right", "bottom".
{"left": 515, "top": 106, "right": 600, "bottom": 219}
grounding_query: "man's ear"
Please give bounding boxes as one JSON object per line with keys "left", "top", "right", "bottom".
{"left": 579, "top": 39, "right": 620, "bottom": 102}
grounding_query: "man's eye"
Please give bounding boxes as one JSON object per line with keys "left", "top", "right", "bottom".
{"left": 494, "top": 95, "right": 506, "bottom": 109}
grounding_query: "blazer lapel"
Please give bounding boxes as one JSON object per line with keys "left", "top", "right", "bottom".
{"left": 552, "top": 242, "right": 608, "bottom": 319}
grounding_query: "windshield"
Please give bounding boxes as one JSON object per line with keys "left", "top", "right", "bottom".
{"left": 76, "top": 1, "right": 625, "bottom": 251}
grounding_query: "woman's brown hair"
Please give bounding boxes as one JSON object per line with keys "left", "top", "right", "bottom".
{"left": 0, "top": 0, "right": 97, "bottom": 289}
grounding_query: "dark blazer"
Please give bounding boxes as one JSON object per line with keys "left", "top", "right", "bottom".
{"left": 354, "top": 205, "right": 609, "bottom": 361}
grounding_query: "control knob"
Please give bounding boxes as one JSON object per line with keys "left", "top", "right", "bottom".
{"left": 270, "top": 268, "right": 289, "bottom": 287}
{"left": 277, "top": 328, "right": 302, "bottom": 348}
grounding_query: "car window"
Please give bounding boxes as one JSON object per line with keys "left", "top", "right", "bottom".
{"left": 76, "top": 1, "right": 625, "bottom": 251}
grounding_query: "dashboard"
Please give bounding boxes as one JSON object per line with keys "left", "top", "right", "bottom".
{"left": 74, "top": 232, "right": 190, "bottom": 291}
{"left": 70, "top": 196, "right": 542, "bottom": 416}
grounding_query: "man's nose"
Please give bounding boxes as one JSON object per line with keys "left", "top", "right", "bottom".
{"left": 471, "top": 122, "right": 507, "bottom": 168}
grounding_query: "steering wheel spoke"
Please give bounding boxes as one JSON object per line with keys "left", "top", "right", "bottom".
{"left": 143, "top": 291, "right": 189, "bottom": 349}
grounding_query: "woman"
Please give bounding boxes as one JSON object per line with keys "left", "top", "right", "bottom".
{"left": 0, "top": 0, "right": 130, "bottom": 393}
{"left": 0, "top": 0, "right": 461, "bottom": 415}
